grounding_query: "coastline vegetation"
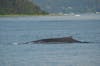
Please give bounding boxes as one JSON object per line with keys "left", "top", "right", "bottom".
{"left": 0, "top": 0, "right": 48, "bottom": 16}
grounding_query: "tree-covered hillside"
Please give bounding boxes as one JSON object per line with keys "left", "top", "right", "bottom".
{"left": 0, "top": 0, "right": 48, "bottom": 15}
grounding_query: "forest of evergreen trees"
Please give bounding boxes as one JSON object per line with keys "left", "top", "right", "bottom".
{"left": 0, "top": 0, "right": 48, "bottom": 15}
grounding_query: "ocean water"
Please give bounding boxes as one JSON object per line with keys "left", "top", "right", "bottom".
{"left": 0, "top": 15, "right": 100, "bottom": 66}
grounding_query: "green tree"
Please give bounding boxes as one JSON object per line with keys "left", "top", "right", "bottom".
{"left": 0, "top": 0, "right": 48, "bottom": 15}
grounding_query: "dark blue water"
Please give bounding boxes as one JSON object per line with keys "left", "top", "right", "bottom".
{"left": 0, "top": 15, "right": 100, "bottom": 66}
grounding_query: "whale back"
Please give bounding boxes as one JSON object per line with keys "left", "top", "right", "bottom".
{"left": 33, "top": 36, "right": 81, "bottom": 43}
{"left": 60, "top": 36, "right": 80, "bottom": 43}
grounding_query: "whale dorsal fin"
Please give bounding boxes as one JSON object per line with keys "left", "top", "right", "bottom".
{"left": 63, "top": 36, "right": 73, "bottom": 39}
{"left": 68, "top": 36, "right": 73, "bottom": 38}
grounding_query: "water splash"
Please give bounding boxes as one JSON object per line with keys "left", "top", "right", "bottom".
{"left": 12, "top": 42, "right": 19, "bottom": 45}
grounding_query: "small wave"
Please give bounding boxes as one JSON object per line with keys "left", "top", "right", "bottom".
{"left": 12, "top": 42, "right": 19, "bottom": 45}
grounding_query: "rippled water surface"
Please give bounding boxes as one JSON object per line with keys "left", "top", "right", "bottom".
{"left": 0, "top": 15, "right": 100, "bottom": 66}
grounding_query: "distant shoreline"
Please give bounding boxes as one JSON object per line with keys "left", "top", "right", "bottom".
{"left": 0, "top": 13, "right": 100, "bottom": 17}
{"left": 0, "top": 14, "right": 100, "bottom": 21}
{"left": 0, "top": 14, "right": 49, "bottom": 17}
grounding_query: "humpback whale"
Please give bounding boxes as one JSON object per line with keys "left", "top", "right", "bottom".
{"left": 23, "top": 36, "right": 89, "bottom": 44}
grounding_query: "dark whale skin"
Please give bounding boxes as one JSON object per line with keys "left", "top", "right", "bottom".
{"left": 32, "top": 37, "right": 87, "bottom": 44}
{"left": 22, "top": 36, "right": 89, "bottom": 44}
